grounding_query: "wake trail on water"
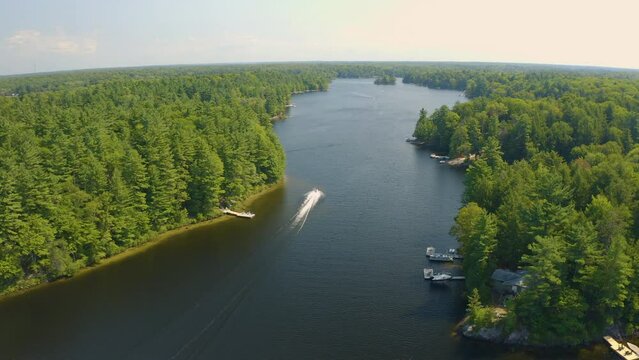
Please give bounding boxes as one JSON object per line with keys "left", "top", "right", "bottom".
{"left": 350, "top": 92, "right": 374, "bottom": 99}
{"left": 290, "top": 188, "right": 324, "bottom": 232}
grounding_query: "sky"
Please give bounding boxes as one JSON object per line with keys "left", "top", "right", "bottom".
{"left": 0, "top": 0, "right": 638, "bottom": 75}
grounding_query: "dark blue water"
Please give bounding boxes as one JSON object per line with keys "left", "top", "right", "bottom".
{"left": 199, "top": 79, "right": 469, "bottom": 359}
{"left": 0, "top": 79, "right": 605, "bottom": 359}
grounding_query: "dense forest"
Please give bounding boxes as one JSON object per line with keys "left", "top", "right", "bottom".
{"left": 3, "top": 62, "right": 639, "bottom": 346}
{"left": 411, "top": 66, "right": 639, "bottom": 344}
{"left": 0, "top": 66, "right": 331, "bottom": 294}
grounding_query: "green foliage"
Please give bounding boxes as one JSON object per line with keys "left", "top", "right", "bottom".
{"left": 0, "top": 65, "right": 332, "bottom": 293}
{"left": 374, "top": 74, "right": 396, "bottom": 85}
{"left": 515, "top": 235, "right": 589, "bottom": 345}
{"left": 467, "top": 288, "right": 495, "bottom": 328}
{"left": 451, "top": 203, "right": 498, "bottom": 300}
{"left": 3, "top": 62, "right": 639, "bottom": 343}
{"left": 412, "top": 105, "right": 460, "bottom": 152}
{"left": 410, "top": 63, "right": 639, "bottom": 344}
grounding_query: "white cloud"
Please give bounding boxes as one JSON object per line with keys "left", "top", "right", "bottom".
{"left": 6, "top": 30, "right": 42, "bottom": 47}
{"left": 6, "top": 29, "right": 97, "bottom": 55}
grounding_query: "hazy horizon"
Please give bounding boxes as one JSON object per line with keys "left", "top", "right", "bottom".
{"left": 3, "top": 60, "right": 639, "bottom": 78}
{"left": 2, "top": 0, "right": 638, "bottom": 76}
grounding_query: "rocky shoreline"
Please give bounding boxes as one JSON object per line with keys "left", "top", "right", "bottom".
{"left": 459, "top": 316, "right": 637, "bottom": 352}
{"left": 460, "top": 320, "right": 529, "bottom": 345}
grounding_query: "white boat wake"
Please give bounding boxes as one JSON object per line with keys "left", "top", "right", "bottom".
{"left": 350, "top": 92, "right": 373, "bottom": 99}
{"left": 290, "top": 188, "right": 324, "bottom": 232}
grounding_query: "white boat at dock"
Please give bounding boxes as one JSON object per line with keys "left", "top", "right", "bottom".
{"left": 423, "top": 268, "right": 465, "bottom": 281}
{"left": 432, "top": 273, "right": 453, "bottom": 281}
{"left": 222, "top": 208, "right": 255, "bottom": 219}
{"left": 423, "top": 268, "right": 450, "bottom": 281}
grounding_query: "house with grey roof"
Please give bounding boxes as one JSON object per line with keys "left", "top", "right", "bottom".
{"left": 490, "top": 269, "right": 527, "bottom": 295}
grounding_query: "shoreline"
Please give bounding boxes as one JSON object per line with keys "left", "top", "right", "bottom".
{"left": 0, "top": 179, "right": 285, "bottom": 301}
{"left": 455, "top": 305, "right": 639, "bottom": 357}
{"left": 0, "top": 87, "right": 315, "bottom": 300}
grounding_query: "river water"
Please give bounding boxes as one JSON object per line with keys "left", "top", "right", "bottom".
{"left": 0, "top": 79, "right": 608, "bottom": 359}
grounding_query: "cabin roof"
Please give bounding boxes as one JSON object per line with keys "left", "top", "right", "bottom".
{"left": 491, "top": 269, "right": 526, "bottom": 284}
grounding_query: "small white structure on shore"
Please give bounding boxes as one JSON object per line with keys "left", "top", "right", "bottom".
{"left": 222, "top": 208, "right": 255, "bottom": 219}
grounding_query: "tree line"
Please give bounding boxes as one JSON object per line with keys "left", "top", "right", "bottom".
{"left": 411, "top": 65, "right": 639, "bottom": 344}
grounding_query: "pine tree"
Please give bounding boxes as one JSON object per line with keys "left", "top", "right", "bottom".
{"left": 186, "top": 138, "right": 224, "bottom": 218}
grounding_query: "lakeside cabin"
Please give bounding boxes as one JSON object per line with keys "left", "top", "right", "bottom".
{"left": 491, "top": 269, "right": 527, "bottom": 295}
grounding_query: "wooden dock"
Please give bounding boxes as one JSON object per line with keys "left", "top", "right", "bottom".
{"left": 221, "top": 208, "right": 255, "bottom": 219}
{"left": 604, "top": 336, "right": 639, "bottom": 360}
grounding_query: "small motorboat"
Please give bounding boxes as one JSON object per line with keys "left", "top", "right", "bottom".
{"left": 432, "top": 273, "right": 453, "bottom": 281}
{"left": 424, "top": 268, "right": 453, "bottom": 281}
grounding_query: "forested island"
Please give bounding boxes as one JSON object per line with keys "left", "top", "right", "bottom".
{"left": 2, "top": 62, "right": 639, "bottom": 349}
{"left": 374, "top": 74, "right": 396, "bottom": 85}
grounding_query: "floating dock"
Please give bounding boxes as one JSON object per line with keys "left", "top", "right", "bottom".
{"left": 604, "top": 336, "right": 639, "bottom": 360}
{"left": 221, "top": 208, "right": 255, "bottom": 219}
{"left": 426, "top": 246, "right": 460, "bottom": 262}
{"left": 428, "top": 253, "right": 454, "bottom": 262}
